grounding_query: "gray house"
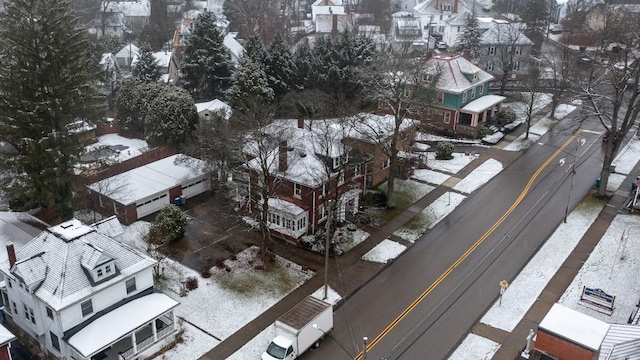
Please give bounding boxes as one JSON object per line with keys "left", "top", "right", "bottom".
{"left": 479, "top": 20, "right": 534, "bottom": 80}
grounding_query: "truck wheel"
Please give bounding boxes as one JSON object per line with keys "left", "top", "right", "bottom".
{"left": 314, "top": 341, "right": 320, "bottom": 348}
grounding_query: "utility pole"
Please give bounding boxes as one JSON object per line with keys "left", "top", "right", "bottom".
{"left": 324, "top": 200, "right": 332, "bottom": 300}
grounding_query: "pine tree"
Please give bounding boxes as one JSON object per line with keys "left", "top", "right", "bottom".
{"left": 264, "top": 32, "right": 297, "bottom": 100}
{"left": 132, "top": 43, "right": 161, "bottom": 83}
{"left": 145, "top": 86, "right": 198, "bottom": 146}
{"left": 227, "top": 58, "right": 274, "bottom": 112}
{"left": 243, "top": 33, "right": 269, "bottom": 66}
{"left": 0, "top": 0, "right": 102, "bottom": 219}
{"left": 520, "top": 0, "right": 549, "bottom": 54}
{"left": 181, "top": 12, "right": 233, "bottom": 100}
{"left": 457, "top": 8, "right": 482, "bottom": 63}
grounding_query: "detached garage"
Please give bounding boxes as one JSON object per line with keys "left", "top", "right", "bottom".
{"left": 88, "top": 154, "right": 209, "bottom": 223}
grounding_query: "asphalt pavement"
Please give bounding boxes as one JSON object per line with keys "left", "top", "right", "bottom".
{"left": 202, "top": 105, "right": 637, "bottom": 360}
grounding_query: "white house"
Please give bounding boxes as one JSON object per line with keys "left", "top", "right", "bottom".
{"left": 195, "top": 98, "right": 232, "bottom": 119}
{"left": 311, "top": 0, "right": 345, "bottom": 21}
{"left": 98, "top": 0, "right": 151, "bottom": 38}
{"left": 0, "top": 217, "right": 179, "bottom": 360}
{"left": 131, "top": 51, "right": 180, "bottom": 83}
{"left": 114, "top": 43, "right": 139, "bottom": 68}
{"left": 413, "top": 0, "right": 476, "bottom": 42}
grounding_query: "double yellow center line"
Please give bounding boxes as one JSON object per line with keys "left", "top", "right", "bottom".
{"left": 354, "top": 131, "right": 582, "bottom": 359}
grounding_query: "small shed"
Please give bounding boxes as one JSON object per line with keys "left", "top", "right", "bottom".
{"left": 88, "top": 154, "right": 209, "bottom": 223}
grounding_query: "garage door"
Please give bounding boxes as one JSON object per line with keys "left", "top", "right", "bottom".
{"left": 136, "top": 193, "right": 169, "bottom": 218}
{"left": 181, "top": 178, "right": 209, "bottom": 198}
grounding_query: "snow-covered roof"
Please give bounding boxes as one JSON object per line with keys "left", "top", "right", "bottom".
{"left": 0, "top": 324, "right": 15, "bottom": 346}
{"left": 461, "top": 95, "right": 506, "bottom": 113}
{"left": 0, "top": 212, "right": 48, "bottom": 264}
{"left": 67, "top": 292, "right": 178, "bottom": 357}
{"left": 103, "top": 0, "right": 150, "bottom": 17}
{"left": 479, "top": 21, "right": 534, "bottom": 46}
{"left": 312, "top": 0, "right": 342, "bottom": 5}
{"left": 268, "top": 198, "right": 305, "bottom": 216}
{"left": 539, "top": 303, "right": 610, "bottom": 351}
{"left": 224, "top": 33, "right": 245, "bottom": 62}
{"left": 67, "top": 119, "right": 97, "bottom": 134}
{"left": 414, "top": 0, "right": 476, "bottom": 14}
{"left": 90, "top": 215, "right": 125, "bottom": 239}
{"left": 426, "top": 55, "right": 494, "bottom": 93}
{"left": 245, "top": 114, "right": 415, "bottom": 187}
{"left": 88, "top": 154, "right": 208, "bottom": 205}
{"left": 599, "top": 324, "right": 640, "bottom": 359}
{"left": 115, "top": 43, "right": 139, "bottom": 60}
{"left": 195, "top": 99, "right": 232, "bottom": 117}
{"left": 152, "top": 51, "right": 173, "bottom": 68}
{"left": 0, "top": 219, "right": 156, "bottom": 311}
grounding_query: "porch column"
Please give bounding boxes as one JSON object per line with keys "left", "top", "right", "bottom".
{"left": 353, "top": 196, "right": 359, "bottom": 214}
{"left": 471, "top": 113, "right": 478, "bottom": 127}
{"left": 152, "top": 318, "right": 158, "bottom": 342}
{"left": 172, "top": 310, "right": 177, "bottom": 331}
{"left": 482, "top": 110, "right": 488, "bottom": 123}
{"left": 131, "top": 331, "right": 138, "bottom": 354}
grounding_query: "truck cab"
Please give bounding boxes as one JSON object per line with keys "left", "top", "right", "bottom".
{"left": 263, "top": 335, "right": 296, "bottom": 360}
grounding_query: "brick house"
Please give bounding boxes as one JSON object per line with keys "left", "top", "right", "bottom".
{"left": 0, "top": 325, "right": 15, "bottom": 360}
{"left": 244, "top": 114, "right": 416, "bottom": 241}
{"left": 424, "top": 52, "right": 505, "bottom": 137}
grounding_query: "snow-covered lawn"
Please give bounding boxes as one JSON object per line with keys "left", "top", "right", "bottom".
{"left": 449, "top": 333, "right": 501, "bottom": 360}
{"left": 362, "top": 239, "right": 407, "bottom": 263}
{"left": 553, "top": 104, "right": 577, "bottom": 120}
{"left": 427, "top": 152, "right": 476, "bottom": 175}
{"left": 613, "top": 135, "right": 640, "bottom": 175}
{"left": 416, "top": 132, "right": 481, "bottom": 145}
{"left": 558, "top": 214, "right": 640, "bottom": 324}
{"left": 378, "top": 178, "right": 435, "bottom": 203}
{"left": 453, "top": 159, "right": 502, "bottom": 194}
{"left": 411, "top": 169, "right": 451, "bottom": 185}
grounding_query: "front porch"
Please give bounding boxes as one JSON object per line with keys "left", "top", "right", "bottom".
{"left": 66, "top": 293, "right": 179, "bottom": 360}
{"left": 457, "top": 95, "right": 506, "bottom": 127}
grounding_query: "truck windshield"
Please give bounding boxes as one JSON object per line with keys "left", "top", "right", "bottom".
{"left": 266, "top": 342, "right": 286, "bottom": 359}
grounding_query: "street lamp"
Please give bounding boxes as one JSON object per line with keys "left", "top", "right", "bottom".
{"left": 562, "top": 137, "right": 586, "bottom": 223}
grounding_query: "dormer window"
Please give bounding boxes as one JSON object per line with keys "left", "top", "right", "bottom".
{"left": 442, "top": 4, "right": 451, "bottom": 10}
{"left": 97, "top": 268, "right": 103, "bottom": 277}
{"left": 105, "top": 264, "right": 111, "bottom": 274}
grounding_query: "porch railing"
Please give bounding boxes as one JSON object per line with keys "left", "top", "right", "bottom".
{"left": 118, "top": 325, "right": 176, "bottom": 360}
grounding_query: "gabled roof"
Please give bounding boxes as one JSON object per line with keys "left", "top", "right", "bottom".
{"left": 426, "top": 55, "right": 494, "bottom": 93}
{"left": 312, "top": 0, "right": 343, "bottom": 5}
{"left": 224, "top": 32, "right": 245, "bottom": 62}
{"left": 195, "top": 99, "right": 232, "bottom": 117}
{"left": 479, "top": 20, "right": 534, "bottom": 46}
{"left": 0, "top": 219, "right": 156, "bottom": 311}
{"left": 115, "top": 43, "right": 139, "bottom": 59}
{"left": 90, "top": 216, "right": 125, "bottom": 238}
{"left": 414, "top": 0, "right": 475, "bottom": 14}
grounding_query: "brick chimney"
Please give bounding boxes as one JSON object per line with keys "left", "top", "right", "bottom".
{"left": 297, "top": 116, "right": 304, "bottom": 129}
{"left": 435, "top": 0, "right": 440, "bottom": 10}
{"left": 279, "top": 141, "right": 288, "bottom": 172}
{"left": 332, "top": 14, "right": 338, "bottom": 39}
{"left": 463, "top": 49, "right": 471, "bottom": 61}
{"left": 324, "top": 0, "right": 329, "bottom": 5}
{"left": 6, "top": 243, "right": 15, "bottom": 267}
{"left": 454, "top": 0, "right": 458, "bottom": 12}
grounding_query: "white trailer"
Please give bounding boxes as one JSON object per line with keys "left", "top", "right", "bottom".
{"left": 262, "top": 296, "right": 334, "bottom": 360}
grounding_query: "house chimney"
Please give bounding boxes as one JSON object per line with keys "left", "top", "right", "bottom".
{"left": 463, "top": 49, "right": 471, "bottom": 61}
{"left": 6, "top": 243, "right": 16, "bottom": 267}
{"left": 454, "top": 0, "right": 458, "bottom": 12}
{"left": 297, "top": 116, "right": 304, "bottom": 129}
{"left": 435, "top": 0, "right": 440, "bottom": 10}
{"left": 279, "top": 141, "right": 288, "bottom": 172}
{"left": 324, "top": 0, "right": 328, "bottom": 5}
{"left": 332, "top": 14, "right": 338, "bottom": 39}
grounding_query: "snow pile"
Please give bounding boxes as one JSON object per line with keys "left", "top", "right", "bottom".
{"left": 427, "top": 153, "right": 476, "bottom": 174}
{"left": 362, "top": 239, "right": 407, "bottom": 263}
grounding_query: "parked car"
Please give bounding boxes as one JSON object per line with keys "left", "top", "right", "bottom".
{"left": 436, "top": 41, "right": 447, "bottom": 50}
{"left": 603, "top": 129, "right": 619, "bottom": 143}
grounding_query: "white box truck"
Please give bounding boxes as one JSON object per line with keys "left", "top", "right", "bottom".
{"left": 262, "top": 296, "right": 333, "bottom": 360}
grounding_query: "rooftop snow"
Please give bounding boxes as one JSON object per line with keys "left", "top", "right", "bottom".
{"left": 427, "top": 55, "right": 494, "bottom": 93}
{"left": 103, "top": 0, "right": 150, "bottom": 17}
{"left": 223, "top": 33, "right": 245, "bottom": 61}
{"left": 0, "top": 324, "right": 15, "bottom": 345}
{"left": 67, "top": 292, "right": 178, "bottom": 357}
{"left": 479, "top": 21, "right": 534, "bottom": 46}
{"left": 267, "top": 198, "right": 305, "bottom": 216}
{"left": 539, "top": 303, "right": 610, "bottom": 351}
{"left": 461, "top": 95, "right": 506, "bottom": 113}
{"left": 88, "top": 154, "right": 207, "bottom": 205}
{"left": 195, "top": 99, "right": 232, "bottom": 116}
{"left": 50, "top": 219, "right": 93, "bottom": 241}
{"left": 0, "top": 212, "right": 48, "bottom": 263}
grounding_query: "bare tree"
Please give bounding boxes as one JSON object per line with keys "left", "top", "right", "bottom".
{"left": 359, "top": 46, "right": 436, "bottom": 208}
{"left": 541, "top": 45, "right": 572, "bottom": 118}
{"left": 522, "top": 66, "right": 545, "bottom": 139}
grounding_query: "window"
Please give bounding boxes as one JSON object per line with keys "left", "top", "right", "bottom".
{"left": 439, "top": 15, "right": 443, "bottom": 20}
{"left": 515, "top": 46, "right": 521, "bottom": 55}
{"left": 457, "top": 26, "right": 461, "bottom": 32}
{"left": 50, "top": 332, "right": 60, "bottom": 351}
{"left": 381, "top": 158, "right": 391, "bottom": 170}
{"left": 444, "top": 112, "right": 451, "bottom": 124}
{"left": 23, "top": 304, "right": 35, "bottom": 325}
{"left": 81, "top": 299, "right": 93, "bottom": 317}
{"left": 486, "top": 62, "right": 494, "bottom": 71}
{"left": 471, "top": 87, "right": 476, "bottom": 99}
{"left": 126, "top": 278, "right": 136, "bottom": 294}
{"left": 338, "top": 171, "right": 345, "bottom": 185}
{"left": 437, "top": 92, "right": 444, "bottom": 104}
{"left": 11, "top": 302, "right": 16, "bottom": 315}
{"left": 46, "top": 306, "right": 53, "bottom": 319}
{"left": 477, "top": 85, "right": 483, "bottom": 96}
{"left": 105, "top": 264, "right": 112, "bottom": 274}
{"left": 297, "top": 217, "right": 307, "bottom": 231}
{"left": 332, "top": 157, "right": 340, "bottom": 169}
{"left": 438, "top": 25, "right": 445, "bottom": 32}
{"left": 488, "top": 46, "right": 496, "bottom": 55}
{"left": 354, "top": 164, "right": 361, "bottom": 177}
{"left": 462, "top": 91, "right": 467, "bottom": 103}
{"left": 442, "top": 4, "right": 451, "bottom": 10}
{"left": 318, "top": 205, "right": 326, "bottom": 220}
{"left": 321, "top": 183, "right": 328, "bottom": 198}
{"left": 513, "top": 61, "right": 521, "bottom": 71}
{"left": 294, "top": 183, "right": 302, "bottom": 198}
{"left": 97, "top": 268, "right": 103, "bottom": 277}
{"left": 6, "top": 279, "right": 11, "bottom": 288}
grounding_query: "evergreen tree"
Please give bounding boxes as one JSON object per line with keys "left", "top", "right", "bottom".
{"left": 243, "top": 33, "right": 269, "bottom": 66}
{"left": 457, "top": 8, "right": 482, "bottom": 63}
{"left": 520, "top": 0, "right": 549, "bottom": 53}
{"left": 264, "top": 33, "right": 297, "bottom": 100}
{"left": 132, "top": 43, "right": 161, "bottom": 83}
{"left": 0, "top": 0, "right": 102, "bottom": 219}
{"left": 181, "top": 12, "right": 233, "bottom": 100}
{"left": 145, "top": 86, "right": 198, "bottom": 146}
{"left": 227, "top": 58, "right": 274, "bottom": 112}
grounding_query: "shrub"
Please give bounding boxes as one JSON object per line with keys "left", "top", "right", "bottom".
{"left": 435, "top": 142, "right": 455, "bottom": 160}
{"left": 152, "top": 205, "right": 188, "bottom": 243}
{"left": 495, "top": 108, "right": 516, "bottom": 126}
{"left": 362, "top": 191, "right": 387, "bottom": 207}
{"left": 185, "top": 276, "right": 199, "bottom": 291}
